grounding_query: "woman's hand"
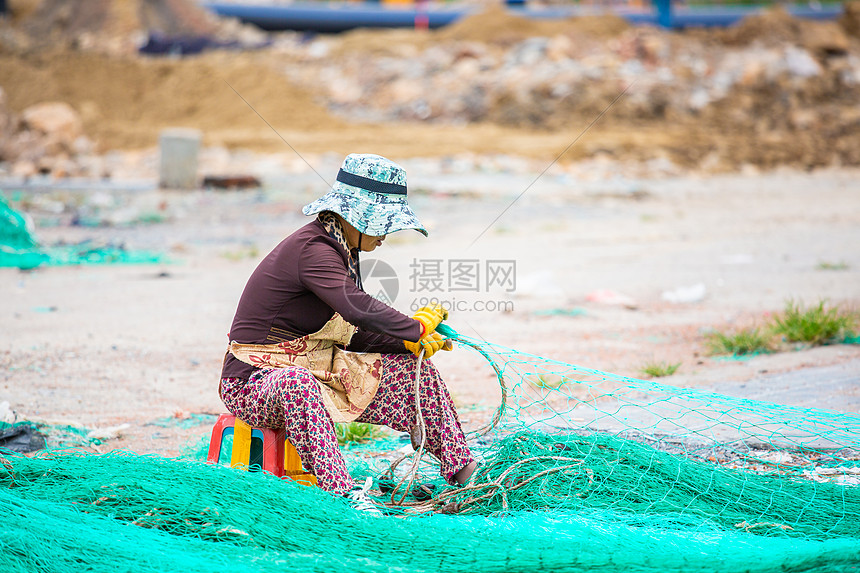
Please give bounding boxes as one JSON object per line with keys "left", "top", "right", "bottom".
{"left": 404, "top": 331, "right": 453, "bottom": 358}
{"left": 412, "top": 303, "right": 448, "bottom": 337}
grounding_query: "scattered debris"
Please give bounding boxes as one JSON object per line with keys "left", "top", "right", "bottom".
{"left": 803, "top": 466, "right": 860, "bottom": 486}
{"left": 735, "top": 520, "right": 793, "bottom": 532}
{"left": 146, "top": 413, "right": 217, "bottom": 429}
{"left": 661, "top": 283, "right": 706, "bottom": 304}
{"left": 532, "top": 308, "right": 586, "bottom": 317}
{"left": 0, "top": 402, "right": 15, "bottom": 425}
{"left": 585, "top": 289, "right": 637, "bottom": 309}
{"left": 0, "top": 423, "right": 46, "bottom": 453}
{"left": 755, "top": 450, "right": 794, "bottom": 465}
{"left": 86, "top": 423, "right": 131, "bottom": 441}
{"left": 202, "top": 175, "right": 261, "bottom": 189}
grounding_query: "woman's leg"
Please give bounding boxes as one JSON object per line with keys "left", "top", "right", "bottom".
{"left": 355, "top": 354, "right": 474, "bottom": 485}
{"left": 220, "top": 368, "right": 354, "bottom": 494}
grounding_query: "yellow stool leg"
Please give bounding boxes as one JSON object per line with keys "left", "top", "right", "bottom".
{"left": 284, "top": 438, "right": 318, "bottom": 487}
{"left": 230, "top": 418, "right": 253, "bottom": 469}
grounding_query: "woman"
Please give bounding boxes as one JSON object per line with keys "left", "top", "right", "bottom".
{"left": 219, "top": 153, "right": 477, "bottom": 511}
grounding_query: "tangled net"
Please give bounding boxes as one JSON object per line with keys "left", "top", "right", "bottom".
{"left": 2, "top": 330, "right": 859, "bottom": 572}
{"left": 0, "top": 198, "right": 164, "bottom": 269}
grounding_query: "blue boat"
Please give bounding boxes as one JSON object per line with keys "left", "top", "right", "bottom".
{"left": 202, "top": 1, "right": 843, "bottom": 33}
{"left": 203, "top": 2, "right": 469, "bottom": 32}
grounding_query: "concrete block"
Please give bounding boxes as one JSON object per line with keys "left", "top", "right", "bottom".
{"left": 159, "top": 128, "right": 201, "bottom": 189}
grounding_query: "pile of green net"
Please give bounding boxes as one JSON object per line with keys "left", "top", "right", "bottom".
{"left": 0, "top": 197, "right": 164, "bottom": 269}
{"left": 0, "top": 197, "right": 47, "bottom": 269}
{"left": 2, "top": 333, "right": 859, "bottom": 571}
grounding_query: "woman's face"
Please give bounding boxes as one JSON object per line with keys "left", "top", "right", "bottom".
{"left": 359, "top": 233, "right": 386, "bottom": 252}
{"left": 336, "top": 214, "right": 386, "bottom": 252}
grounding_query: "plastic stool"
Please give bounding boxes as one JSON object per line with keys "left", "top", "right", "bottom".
{"left": 207, "top": 414, "right": 317, "bottom": 486}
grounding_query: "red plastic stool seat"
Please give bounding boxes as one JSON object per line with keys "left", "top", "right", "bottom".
{"left": 206, "top": 414, "right": 317, "bottom": 486}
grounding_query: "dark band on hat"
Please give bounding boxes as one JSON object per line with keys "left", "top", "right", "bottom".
{"left": 336, "top": 169, "right": 407, "bottom": 196}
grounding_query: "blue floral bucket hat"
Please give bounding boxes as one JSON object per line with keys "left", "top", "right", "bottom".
{"left": 302, "top": 153, "right": 428, "bottom": 237}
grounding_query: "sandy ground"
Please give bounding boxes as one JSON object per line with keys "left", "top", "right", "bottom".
{"left": 1, "top": 164, "right": 858, "bottom": 454}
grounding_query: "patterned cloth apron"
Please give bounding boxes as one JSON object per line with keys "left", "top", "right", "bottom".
{"left": 228, "top": 313, "right": 384, "bottom": 423}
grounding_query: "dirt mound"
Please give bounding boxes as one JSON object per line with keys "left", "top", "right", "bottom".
{"left": 718, "top": 7, "right": 805, "bottom": 46}
{"left": 716, "top": 6, "right": 850, "bottom": 55}
{"left": 9, "top": 0, "right": 225, "bottom": 53}
{"left": 0, "top": 50, "right": 343, "bottom": 152}
{"left": 5, "top": 0, "right": 41, "bottom": 22}
{"left": 436, "top": 6, "right": 628, "bottom": 45}
{"left": 841, "top": 1, "right": 860, "bottom": 38}
{"left": 331, "top": 27, "right": 433, "bottom": 58}
{"left": 331, "top": 7, "right": 629, "bottom": 57}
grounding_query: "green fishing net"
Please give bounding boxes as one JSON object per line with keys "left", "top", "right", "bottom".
{"left": 2, "top": 316, "right": 858, "bottom": 572}
{"left": 0, "top": 198, "right": 164, "bottom": 268}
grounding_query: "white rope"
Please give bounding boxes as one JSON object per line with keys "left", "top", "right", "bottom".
{"left": 388, "top": 348, "right": 428, "bottom": 505}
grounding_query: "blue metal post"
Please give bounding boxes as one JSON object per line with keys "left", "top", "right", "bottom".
{"left": 654, "top": 0, "right": 672, "bottom": 28}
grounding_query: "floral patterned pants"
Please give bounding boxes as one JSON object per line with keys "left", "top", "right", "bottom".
{"left": 220, "top": 354, "right": 474, "bottom": 494}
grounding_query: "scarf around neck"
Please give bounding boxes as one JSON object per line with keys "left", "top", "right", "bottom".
{"left": 318, "top": 211, "right": 362, "bottom": 290}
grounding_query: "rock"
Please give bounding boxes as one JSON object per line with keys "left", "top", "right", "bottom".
{"left": 11, "top": 160, "right": 37, "bottom": 178}
{"left": 546, "top": 34, "right": 574, "bottom": 62}
{"left": 72, "top": 135, "right": 94, "bottom": 155}
{"left": 840, "top": 54, "right": 860, "bottom": 85}
{"left": 328, "top": 75, "right": 364, "bottom": 106}
{"left": 452, "top": 56, "right": 482, "bottom": 80}
{"left": 506, "top": 38, "right": 548, "bottom": 67}
{"left": 21, "top": 102, "right": 84, "bottom": 152}
{"left": 784, "top": 47, "right": 822, "bottom": 78}
{"left": 757, "top": 451, "right": 794, "bottom": 464}
{"left": 6, "top": 129, "right": 44, "bottom": 163}
{"left": 50, "top": 157, "right": 80, "bottom": 178}
{"left": 740, "top": 60, "right": 768, "bottom": 86}
{"left": 86, "top": 423, "right": 130, "bottom": 441}
{"left": 388, "top": 78, "right": 424, "bottom": 106}
{"left": 688, "top": 88, "right": 711, "bottom": 111}
{"left": 0, "top": 401, "right": 15, "bottom": 424}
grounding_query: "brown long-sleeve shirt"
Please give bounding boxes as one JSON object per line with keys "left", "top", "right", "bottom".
{"left": 221, "top": 218, "right": 422, "bottom": 381}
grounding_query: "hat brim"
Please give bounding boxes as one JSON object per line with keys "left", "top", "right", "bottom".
{"left": 302, "top": 182, "right": 428, "bottom": 237}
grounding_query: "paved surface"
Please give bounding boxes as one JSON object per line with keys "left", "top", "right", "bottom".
{"left": 516, "top": 358, "right": 860, "bottom": 451}
{"left": 705, "top": 358, "right": 860, "bottom": 414}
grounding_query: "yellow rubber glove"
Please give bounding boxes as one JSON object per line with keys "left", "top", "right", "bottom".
{"left": 412, "top": 303, "right": 449, "bottom": 338}
{"left": 404, "top": 331, "right": 454, "bottom": 359}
